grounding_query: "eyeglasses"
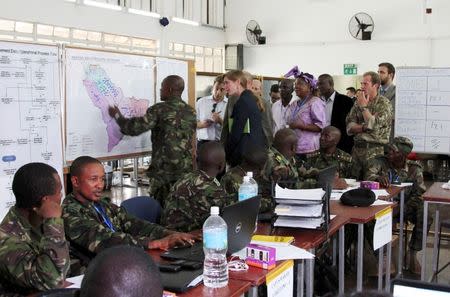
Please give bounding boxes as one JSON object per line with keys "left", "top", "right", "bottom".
{"left": 212, "top": 103, "right": 218, "bottom": 113}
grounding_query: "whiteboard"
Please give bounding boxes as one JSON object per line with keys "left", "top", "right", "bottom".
{"left": 65, "top": 47, "right": 154, "bottom": 162}
{"left": 395, "top": 67, "right": 450, "bottom": 154}
{"left": 0, "top": 41, "right": 64, "bottom": 220}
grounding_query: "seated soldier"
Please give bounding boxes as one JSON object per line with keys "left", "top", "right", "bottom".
{"left": 221, "top": 145, "right": 271, "bottom": 213}
{"left": 62, "top": 156, "right": 198, "bottom": 266}
{"left": 80, "top": 245, "right": 163, "bottom": 297}
{"left": 366, "top": 136, "right": 429, "bottom": 273}
{"left": 0, "top": 163, "right": 70, "bottom": 295}
{"left": 306, "top": 126, "right": 352, "bottom": 178}
{"left": 161, "top": 142, "right": 234, "bottom": 232}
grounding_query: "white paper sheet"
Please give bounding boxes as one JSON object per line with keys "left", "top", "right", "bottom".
{"left": 275, "top": 184, "right": 325, "bottom": 201}
{"left": 66, "top": 275, "right": 84, "bottom": 288}
{"left": 275, "top": 204, "right": 323, "bottom": 217}
{"left": 371, "top": 199, "right": 394, "bottom": 206}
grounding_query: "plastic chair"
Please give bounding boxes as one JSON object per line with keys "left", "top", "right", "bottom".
{"left": 120, "top": 196, "right": 162, "bottom": 223}
{"left": 35, "top": 288, "right": 80, "bottom": 297}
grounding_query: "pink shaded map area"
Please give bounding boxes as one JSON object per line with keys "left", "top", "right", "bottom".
{"left": 83, "top": 65, "right": 149, "bottom": 152}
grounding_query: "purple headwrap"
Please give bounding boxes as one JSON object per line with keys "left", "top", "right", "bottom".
{"left": 284, "top": 66, "right": 318, "bottom": 88}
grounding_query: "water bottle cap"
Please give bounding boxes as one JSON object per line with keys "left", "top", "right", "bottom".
{"left": 243, "top": 176, "right": 250, "bottom": 182}
{"left": 210, "top": 206, "right": 219, "bottom": 215}
{"left": 246, "top": 172, "right": 253, "bottom": 178}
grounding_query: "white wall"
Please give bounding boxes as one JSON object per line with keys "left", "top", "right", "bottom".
{"left": 0, "top": 0, "right": 226, "bottom": 55}
{"left": 225, "top": 0, "right": 450, "bottom": 77}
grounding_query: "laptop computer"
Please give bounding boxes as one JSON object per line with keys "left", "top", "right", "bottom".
{"left": 391, "top": 278, "right": 450, "bottom": 296}
{"left": 161, "top": 195, "right": 261, "bottom": 262}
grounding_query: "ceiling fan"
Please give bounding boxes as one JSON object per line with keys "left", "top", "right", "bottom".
{"left": 349, "top": 12, "right": 374, "bottom": 40}
{"left": 246, "top": 20, "right": 266, "bottom": 45}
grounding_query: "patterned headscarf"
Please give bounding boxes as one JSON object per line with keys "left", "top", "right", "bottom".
{"left": 284, "top": 66, "right": 317, "bottom": 89}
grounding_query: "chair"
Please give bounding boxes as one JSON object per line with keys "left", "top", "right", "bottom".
{"left": 433, "top": 218, "right": 450, "bottom": 281}
{"left": 120, "top": 196, "right": 162, "bottom": 223}
{"left": 35, "top": 288, "right": 80, "bottom": 297}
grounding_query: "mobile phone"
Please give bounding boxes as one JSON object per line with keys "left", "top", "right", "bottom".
{"left": 157, "top": 263, "right": 182, "bottom": 272}
{"left": 179, "top": 261, "right": 202, "bottom": 270}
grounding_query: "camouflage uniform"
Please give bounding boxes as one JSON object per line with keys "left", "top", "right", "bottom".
{"left": 161, "top": 170, "right": 235, "bottom": 232}
{"left": 345, "top": 95, "right": 393, "bottom": 180}
{"left": 261, "top": 147, "right": 318, "bottom": 192}
{"left": 306, "top": 148, "right": 353, "bottom": 178}
{"left": 0, "top": 207, "right": 70, "bottom": 295}
{"left": 221, "top": 166, "right": 274, "bottom": 213}
{"left": 62, "top": 193, "right": 170, "bottom": 263}
{"left": 116, "top": 96, "right": 197, "bottom": 207}
{"left": 366, "top": 156, "right": 428, "bottom": 250}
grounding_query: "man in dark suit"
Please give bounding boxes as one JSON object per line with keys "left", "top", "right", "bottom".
{"left": 318, "top": 74, "right": 354, "bottom": 154}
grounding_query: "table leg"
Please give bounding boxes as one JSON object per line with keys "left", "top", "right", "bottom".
{"left": 430, "top": 208, "right": 440, "bottom": 282}
{"left": 385, "top": 241, "right": 392, "bottom": 292}
{"left": 305, "top": 249, "right": 315, "bottom": 297}
{"left": 248, "top": 286, "right": 258, "bottom": 297}
{"left": 297, "top": 260, "right": 304, "bottom": 297}
{"left": 421, "top": 201, "right": 428, "bottom": 281}
{"left": 378, "top": 245, "right": 384, "bottom": 291}
{"left": 339, "top": 225, "right": 345, "bottom": 295}
{"left": 357, "top": 224, "right": 364, "bottom": 292}
{"left": 333, "top": 236, "right": 337, "bottom": 267}
{"left": 398, "top": 189, "right": 405, "bottom": 277}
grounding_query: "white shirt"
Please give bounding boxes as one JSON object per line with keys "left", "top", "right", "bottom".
{"left": 322, "top": 91, "right": 336, "bottom": 127}
{"left": 195, "top": 95, "right": 227, "bottom": 141}
{"left": 271, "top": 98, "right": 294, "bottom": 135}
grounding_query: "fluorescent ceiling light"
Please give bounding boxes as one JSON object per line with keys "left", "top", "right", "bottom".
{"left": 172, "top": 17, "right": 199, "bottom": 26}
{"left": 128, "top": 8, "right": 160, "bottom": 18}
{"left": 84, "top": 0, "right": 122, "bottom": 11}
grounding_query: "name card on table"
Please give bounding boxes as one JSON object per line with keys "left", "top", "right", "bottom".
{"left": 266, "top": 259, "right": 294, "bottom": 297}
{"left": 373, "top": 208, "right": 393, "bottom": 250}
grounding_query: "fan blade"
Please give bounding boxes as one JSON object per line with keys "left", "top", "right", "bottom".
{"left": 356, "top": 28, "right": 361, "bottom": 38}
{"left": 355, "top": 16, "right": 361, "bottom": 25}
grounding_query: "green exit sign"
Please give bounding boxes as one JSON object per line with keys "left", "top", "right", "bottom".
{"left": 344, "top": 64, "right": 357, "bottom": 75}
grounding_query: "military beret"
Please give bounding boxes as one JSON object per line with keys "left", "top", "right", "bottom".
{"left": 386, "top": 136, "right": 413, "bottom": 155}
{"left": 340, "top": 188, "right": 375, "bottom": 207}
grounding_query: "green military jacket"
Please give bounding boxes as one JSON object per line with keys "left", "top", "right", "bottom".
{"left": 62, "top": 193, "right": 169, "bottom": 259}
{"left": 117, "top": 96, "right": 196, "bottom": 184}
{"left": 262, "top": 147, "right": 300, "bottom": 191}
{"left": 306, "top": 148, "right": 353, "bottom": 178}
{"left": 366, "top": 156, "right": 426, "bottom": 200}
{"left": 345, "top": 95, "right": 393, "bottom": 145}
{"left": 161, "top": 170, "right": 235, "bottom": 232}
{"left": 220, "top": 166, "right": 274, "bottom": 213}
{"left": 0, "top": 207, "right": 69, "bottom": 295}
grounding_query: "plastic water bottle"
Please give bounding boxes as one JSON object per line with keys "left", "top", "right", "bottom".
{"left": 238, "top": 176, "right": 254, "bottom": 201}
{"left": 203, "top": 206, "right": 228, "bottom": 288}
{"left": 246, "top": 172, "right": 258, "bottom": 197}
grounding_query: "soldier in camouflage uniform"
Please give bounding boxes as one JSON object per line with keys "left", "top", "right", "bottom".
{"left": 0, "top": 163, "right": 69, "bottom": 295}
{"left": 161, "top": 142, "right": 235, "bottom": 232}
{"left": 109, "top": 75, "right": 196, "bottom": 208}
{"left": 306, "top": 126, "right": 353, "bottom": 178}
{"left": 346, "top": 71, "right": 393, "bottom": 180}
{"left": 62, "top": 156, "right": 198, "bottom": 265}
{"left": 221, "top": 145, "right": 273, "bottom": 213}
{"left": 366, "top": 136, "right": 430, "bottom": 272}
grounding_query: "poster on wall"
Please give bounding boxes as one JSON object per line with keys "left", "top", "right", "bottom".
{"left": 0, "top": 41, "right": 64, "bottom": 220}
{"left": 65, "top": 47, "right": 155, "bottom": 162}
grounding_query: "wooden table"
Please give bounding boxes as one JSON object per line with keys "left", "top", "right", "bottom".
{"left": 421, "top": 182, "right": 450, "bottom": 281}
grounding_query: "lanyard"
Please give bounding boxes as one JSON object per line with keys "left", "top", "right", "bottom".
{"left": 388, "top": 170, "right": 399, "bottom": 184}
{"left": 93, "top": 203, "right": 116, "bottom": 232}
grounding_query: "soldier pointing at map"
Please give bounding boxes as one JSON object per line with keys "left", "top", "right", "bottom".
{"left": 108, "top": 75, "right": 197, "bottom": 208}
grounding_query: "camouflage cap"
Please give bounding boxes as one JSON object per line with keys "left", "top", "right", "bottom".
{"left": 389, "top": 136, "right": 413, "bottom": 155}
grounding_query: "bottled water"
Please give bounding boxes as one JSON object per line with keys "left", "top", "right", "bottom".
{"left": 238, "top": 176, "right": 254, "bottom": 201}
{"left": 246, "top": 172, "right": 258, "bottom": 197}
{"left": 203, "top": 206, "right": 228, "bottom": 288}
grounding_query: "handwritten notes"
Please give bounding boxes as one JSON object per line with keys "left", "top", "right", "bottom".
{"left": 395, "top": 67, "right": 450, "bottom": 154}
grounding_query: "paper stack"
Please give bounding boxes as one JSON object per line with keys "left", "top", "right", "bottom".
{"left": 273, "top": 184, "right": 326, "bottom": 229}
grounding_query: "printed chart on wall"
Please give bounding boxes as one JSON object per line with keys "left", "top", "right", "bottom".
{"left": 155, "top": 57, "right": 188, "bottom": 103}
{"left": 65, "top": 48, "right": 155, "bottom": 162}
{"left": 0, "top": 41, "right": 64, "bottom": 220}
{"left": 395, "top": 67, "right": 450, "bottom": 154}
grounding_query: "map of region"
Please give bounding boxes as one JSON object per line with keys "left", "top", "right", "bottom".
{"left": 82, "top": 65, "right": 150, "bottom": 152}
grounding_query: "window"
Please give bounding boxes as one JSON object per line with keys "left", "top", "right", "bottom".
{"left": 169, "top": 42, "right": 223, "bottom": 72}
{"left": 201, "top": 0, "right": 224, "bottom": 28}
{"left": 0, "top": 18, "right": 158, "bottom": 55}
